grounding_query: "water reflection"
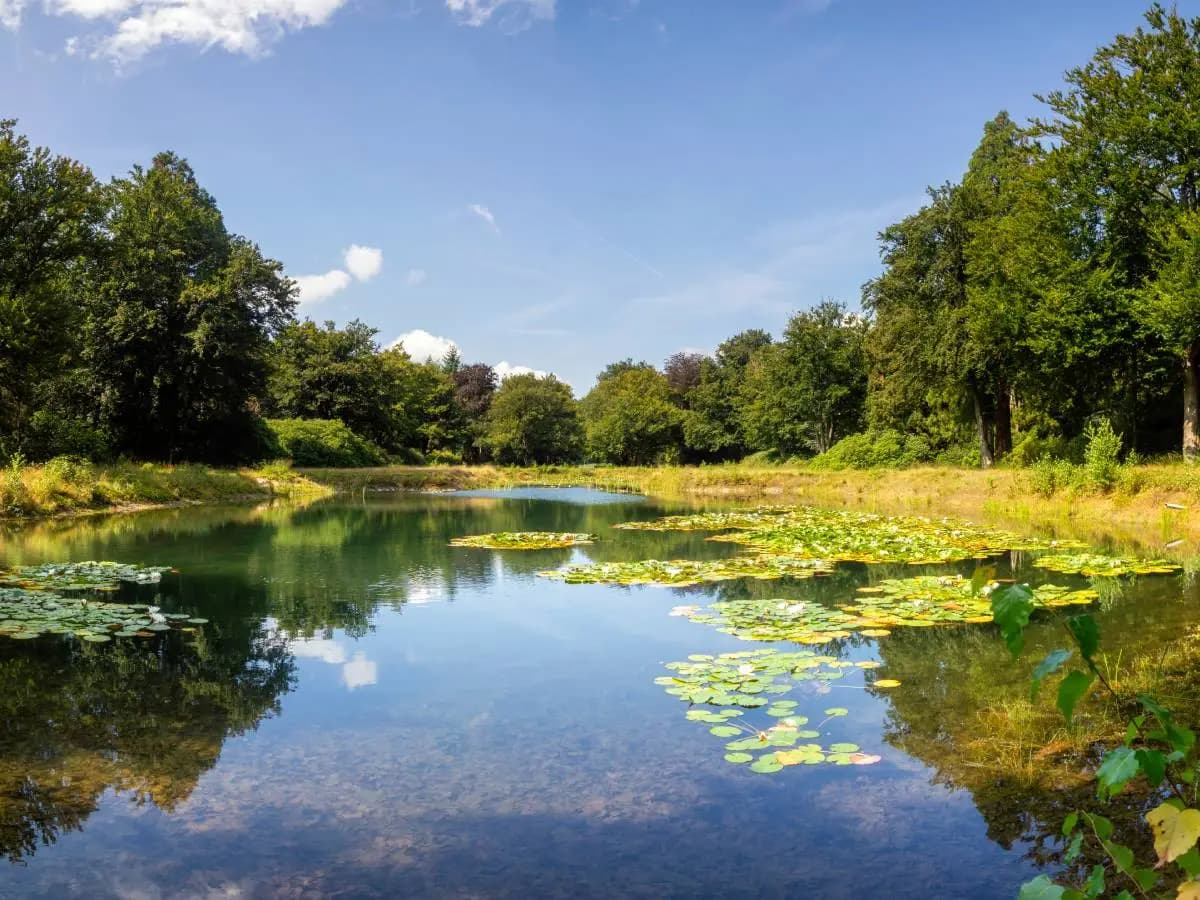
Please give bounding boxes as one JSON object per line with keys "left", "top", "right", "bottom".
{"left": 1, "top": 489, "right": 1186, "bottom": 897}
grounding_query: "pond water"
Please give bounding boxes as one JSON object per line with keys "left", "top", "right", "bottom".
{"left": 0, "top": 488, "right": 1193, "bottom": 898}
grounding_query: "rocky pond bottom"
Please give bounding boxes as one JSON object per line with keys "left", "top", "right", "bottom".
{"left": 0, "top": 488, "right": 1191, "bottom": 898}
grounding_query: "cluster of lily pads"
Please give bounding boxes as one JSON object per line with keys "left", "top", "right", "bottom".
{"left": 657, "top": 649, "right": 886, "bottom": 772}
{"left": 618, "top": 506, "right": 1084, "bottom": 565}
{"left": 450, "top": 532, "right": 596, "bottom": 550}
{"left": 538, "top": 555, "right": 834, "bottom": 587}
{"left": 0, "top": 561, "right": 200, "bottom": 643}
{"left": 0, "top": 561, "right": 173, "bottom": 592}
{"left": 673, "top": 575, "right": 1098, "bottom": 645}
{"left": 1031, "top": 553, "right": 1181, "bottom": 577}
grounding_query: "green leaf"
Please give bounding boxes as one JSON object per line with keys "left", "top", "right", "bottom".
{"left": 1057, "top": 670, "right": 1094, "bottom": 724}
{"left": 1065, "top": 831, "right": 1083, "bottom": 863}
{"left": 1017, "top": 875, "right": 1067, "bottom": 900}
{"left": 1096, "top": 746, "right": 1139, "bottom": 800}
{"left": 991, "top": 584, "right": 1035, "bottom": 659}
{"left": 1135, "top": 748, "right": 1167, "bottom": 788}
{"left": 1063, "top": 811, "right": 1079, "bottom": 836}
{"left": 1082, "top": 865, "right": 1104, "bottom": 899}
{"left": 1066, "top": 615, "right": 1100, "bottom": 664}
{"left": 1031, "top": 649, "right": 1073, "bottom": 701}
{"left": 1176, "top": 847, "right": 1200, "bottom": 878}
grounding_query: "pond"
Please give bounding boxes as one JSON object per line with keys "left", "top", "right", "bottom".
{"left": 0, "top": 488, "right": 1193, "bottom": 898}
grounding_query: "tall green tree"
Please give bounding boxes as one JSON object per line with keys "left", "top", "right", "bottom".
{"left": 85, "top": 153, "right": 294, "bottom": 462}
{"left": 741, "top": 301, "right": 867, "bottom": 456}
{"left": 266, "top": 319, "right": 394, "bottom": 446}
{"left": 0, "top": 121, "right": 101, "bottom": 454}
{"left": 580, "top": 367, "right": 682, "bottom": 464}
{"left": 485, "top": 374, "right": 582, "bottom": 465}
{"left": 1035, "top": 3, "right": 1200, "bottom": 459}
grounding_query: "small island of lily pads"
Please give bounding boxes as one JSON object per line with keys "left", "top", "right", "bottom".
{"left": 450, "top": 532, "right": 597, "bottom": 550}
{"left": 0, "top": 560, "right": 202, "bottom": 643}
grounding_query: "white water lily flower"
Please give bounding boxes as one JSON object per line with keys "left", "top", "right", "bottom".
{"left": 786, "top": 603, "right": 805, "bottom": 614}
{"left": 738, "top": 663, "right": 755, "bottom": 676}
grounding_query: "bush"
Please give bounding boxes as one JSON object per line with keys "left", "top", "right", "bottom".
{"left": 265, "top": 419, "right": 387, "bottom": 468}
{"left": 22, "top": 411, "right": 112, "bottom": 461}
{"left": 1028, "top": 456, "right": 1082, "bottom": 497}
{"left": 1007, "top": 428, "right": 1073, "bottom": 467}
{"left": 1082, "top": 417, "right": 1123, "bottom": 490}
{"left": 427, "top": 449, "right": 463, "bottom": 466}
{"left": 809, "top": 430, "right": 931, "bottom": 470}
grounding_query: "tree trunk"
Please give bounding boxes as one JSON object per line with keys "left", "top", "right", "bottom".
{"left": 1185, "top": 342, "right": 1200, "bottom": 464}
{"left": 994, "top": 384, "right": 1012, "bottom": 459}
{"left": 973, "top": 389, "right": 995, "bottom": 469}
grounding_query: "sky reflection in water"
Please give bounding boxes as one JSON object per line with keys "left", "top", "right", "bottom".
{"left": 0, "top": 488, "right": 1168, "bottom": 898}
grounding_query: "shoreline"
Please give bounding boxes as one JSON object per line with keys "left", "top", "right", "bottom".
{"left": 3, "top": 461, "right": 1198, "bottom": 558}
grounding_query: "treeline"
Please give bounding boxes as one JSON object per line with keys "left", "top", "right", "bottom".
{"left": 6, "top": 5, "right": 1200, "bottom": 470}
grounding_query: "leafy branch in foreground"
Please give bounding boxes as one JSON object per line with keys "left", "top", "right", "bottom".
{"left": 989, "top": 580, "right": 1200, "bottom": 898}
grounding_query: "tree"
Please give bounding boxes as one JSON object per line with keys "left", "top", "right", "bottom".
{"left": 663, "top": 352, "right": 705, "bottom": 399}
{"left": 85, "top": 153, "right": 294, "bottom": 462}
{"left": 680, "top": 332, "right": 773, "bottom": 461}
{"left": 451, "top": 363, "right": 499, "bottom": 462}
{"left": 595, "top": 358, "right": 654, "bottom": 382}
{"left": 580, "top": 367, "right": 682, "bottom": 464}
{"left": 266, "top": 320, "right": 394, "bottom": 447}
{"left": 716, "top": 329, "right": 772, "bottom": 368}
{"left": 1035, "top": 4, "right": 1200, "bottom": 460}
{"left": 440, "top": 345, "right": 462, "bottom": 374}
{"left": 741, "top": 302, "right": 868, "bottom": 456}
{"left": 0, "top": 120, "right": 101, "bottom": 455}
{"left": 485, "top": 374, "right": 582, "bottom": 465}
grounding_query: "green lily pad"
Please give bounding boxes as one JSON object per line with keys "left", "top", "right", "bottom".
{"left": 450, "top": 532, "right": 596, "bottom": 550}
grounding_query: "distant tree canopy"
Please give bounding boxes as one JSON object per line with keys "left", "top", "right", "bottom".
{"left": 7, "top": 6, "right": 1200, "bottom": 468}
{"left": 485, "top": 374, "right": 582, "bottom": 465}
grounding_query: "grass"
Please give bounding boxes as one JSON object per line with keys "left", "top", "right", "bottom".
{"left": 0, "top": 458, "right": 330, "bottom": 519}
{"left": 293, "top": 461, "right": 1200, "bottom": 557}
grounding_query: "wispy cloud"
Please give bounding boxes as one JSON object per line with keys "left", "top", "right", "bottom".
{"left": 445, "top": 0, "right": 554, "bottom": 30}
{"left": 294, "top": 243, "right": 384, "bottom": 306}
{"left": 468, "top": 203, "right": 500, "bottom": 234}
{"left": 6, "top": 0, "right": 351, "bottom": 63}
{"left": 405, "top": 268, "right": 428, "bottom": 287}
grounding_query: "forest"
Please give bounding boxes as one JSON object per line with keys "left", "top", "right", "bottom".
{"left": 5, "top": 4, "right": 1200, "bottom": 471}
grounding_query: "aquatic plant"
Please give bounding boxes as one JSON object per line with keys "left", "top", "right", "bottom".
{"left": 449, "top": 532, "right": 596, "bottom": 550}
{"left": 0, "top": 587, "right": 202, "bottom": 642}
{"left": 0, "top": 561, "right": 173, "bottom": 592}
{"left": 615, "top": 505, "right": 1085, "bottom": 565}
{"left": 657, "top": 649, "right": 885, "bottom": 772}
{"left": 1031, "top": 553, "right": 1181, "bottom": 577}
{"left": 675, "top": 575, "right": 1097, "bottom": 645}
{"left": 538, "top": 555, "right": 835, "bottom": 587}
{"left": 0, "top": 560, "right": 200, "bottom": 643}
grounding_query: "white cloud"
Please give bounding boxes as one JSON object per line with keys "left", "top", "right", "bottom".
{"left": 445, "top": 0, "right": 554, "bottom": 29}
{"left": 292, "top": 243, "right": 382, "bottom": 306}
{"left": 405, "top": 268, "right": 428, "bottom": 287}
{"left": 344, "top": 244, "right": 383, "bottom": 281}
{"left": 390, "top": 328, "right": 459, "bottom": 364}
{"left": 468, "top": 203, "right": 500, "bottom": 234}
{"left": 289, "top": 636, "right": 348, "bottom": 665}
{"left": 494, "top": 361, "right": 549, "bottom": 380}
{"left": 0, "top": 0, "right": 26, "bottom": 29}
{"left": 5, "top": 0, "right": 351, "bottom": 62}
{"left": 294, "top": 269, "right": 352, "bottom": 306}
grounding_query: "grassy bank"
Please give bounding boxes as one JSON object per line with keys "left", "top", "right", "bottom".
{"left": 6, "top": 458, "right": 1200, "bottom": 557}
{"left": 0, "top": 458, "right": 330, "bottom": 519}
{"left": 296, "top": 462, "right": 1200, "bottom": 556}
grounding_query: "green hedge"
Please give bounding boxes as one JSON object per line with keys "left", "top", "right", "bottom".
{"left": 264, "top": 419, "right": 387, "bottom": 468}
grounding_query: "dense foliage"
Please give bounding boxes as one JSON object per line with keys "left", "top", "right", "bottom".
{"left": 7, "top": 6, "right": 1200, "bottom": 469}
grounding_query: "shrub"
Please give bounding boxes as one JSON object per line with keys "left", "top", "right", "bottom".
{"left": 1028, "top": 456, "right": 1082, "bottom": 497}
{"left": 427, "top": 449, "right": 463, "bottom": 466}
{"left": 1082, "top": 417, "right": 1123, "bottom": 490}
{"left": 265, "top": 419, "right": 387, "bottom": 468}
{"left": 1007, "top": 428, "right": 1073, "bottom": 467}
{"left": 809, "top": 429, "right": 931, "bottom": 470}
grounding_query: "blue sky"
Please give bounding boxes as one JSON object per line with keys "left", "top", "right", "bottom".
{"left": 0, "top": 0, "right": 1169, "bottom": 390}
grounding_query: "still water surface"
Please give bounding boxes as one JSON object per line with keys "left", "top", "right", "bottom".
{"left": 0, "top": 488, "right": 1189, "bottom": 898}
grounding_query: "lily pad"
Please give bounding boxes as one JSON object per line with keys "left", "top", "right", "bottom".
{"left": 450, "top": 532, "right": 596, "bottom": 550}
